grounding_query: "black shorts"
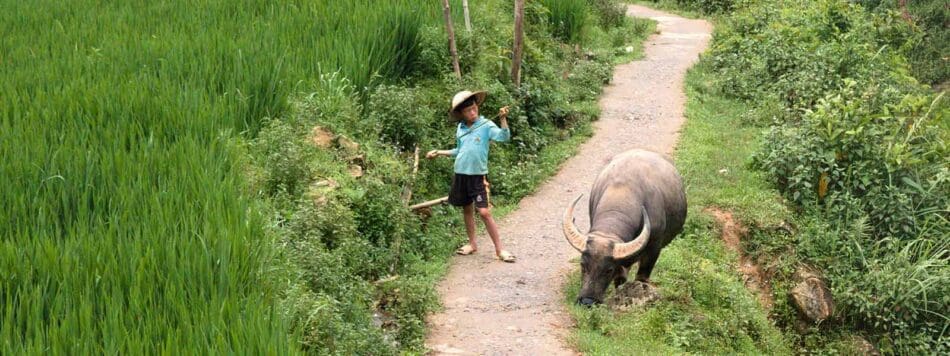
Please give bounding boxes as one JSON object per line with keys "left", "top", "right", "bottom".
{"left": 448, "top": 174, "right": 490, "bottom": 208}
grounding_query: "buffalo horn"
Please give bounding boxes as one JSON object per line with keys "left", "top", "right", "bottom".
{"left": 562, "top": 194, "right": 587, "bottom": 252}
{"left": 612, "top": 208, "right": 650, "bottom": 260}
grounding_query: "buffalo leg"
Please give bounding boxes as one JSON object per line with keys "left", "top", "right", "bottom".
{"left": 635, "top": 250, "right": 661, "bottom": 282}
{"left": 613, "top": 266, "right": 629, "bottom": 288}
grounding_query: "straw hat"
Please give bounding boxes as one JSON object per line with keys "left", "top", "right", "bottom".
{"left": 449, "top": 90, "right": 486, "bottom": 119}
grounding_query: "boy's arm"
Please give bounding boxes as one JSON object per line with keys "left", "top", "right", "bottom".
{"left": 426, "top": 136, "right": 460, "bottom": 159}
{"left": 489, "top": 106, "right": 511, "bottom": 142}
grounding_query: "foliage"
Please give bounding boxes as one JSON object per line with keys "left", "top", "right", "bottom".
{"left": 645, "top": 0, "right": 742, "bottom": 15}
{"left": 709, "top": 0, "right": 919, "bottom": 113}
{"left": 588, "top": 0, "right": 629, "bottom": 28}
{"left": 703, "top": 0, "right": 949, "bottom": 352}
{"left": 365, "top": 85, "right": 438, "bottom": 152}
{"left": 853, "top": 0, "right": 950, "bottom": 85}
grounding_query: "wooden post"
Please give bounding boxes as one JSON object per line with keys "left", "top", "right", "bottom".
{"left": 511, "top": 0, "right": 525, "bottom": 87}
{"left": 462, "top": 0, "right": 472, "bottom": 32}
{"left": 441, "top": 0, "right": 462, "bottom": 79}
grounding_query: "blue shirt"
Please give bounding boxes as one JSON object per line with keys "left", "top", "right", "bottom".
{"left": 448, "top": 116, "right": 510, "bottom": 175}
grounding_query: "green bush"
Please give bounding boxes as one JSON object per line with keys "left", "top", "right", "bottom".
{"left": 648, "top": 0, "right": 741, "bottom": 14}
{"left": 710, "top": 0, "right": 918, "bottom": 112}
{"left": 255, "top": 119, "right": 316, "bottom": 198}
{"left": 706, "top": 0, "right": 949, "bottom": 352}
{"left": 567, "top": 59, "right": 613, "bottom": 102}
{"left": 365, "top": 85, "right": 438, "bottom": 152}
{"left": 854, "top": 0, "right": 950, "bottom": 85}
{"left": 588, "top": 0, "right": 628, "bottom": 28}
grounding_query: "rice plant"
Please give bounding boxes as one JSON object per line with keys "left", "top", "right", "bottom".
{"left": 0, "top": 0, "right": 443, "bottom": 352}
{"left": 541, "top": 0, "right": 589, "bottom": 43}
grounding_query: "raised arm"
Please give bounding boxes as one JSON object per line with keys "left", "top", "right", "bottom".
{"left": 490, "top": 106, "right": 511, "bottom": 142}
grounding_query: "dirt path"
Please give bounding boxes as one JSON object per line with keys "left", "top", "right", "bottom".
{"left": 426, "top": 6, "right": 711, "bottom": 355}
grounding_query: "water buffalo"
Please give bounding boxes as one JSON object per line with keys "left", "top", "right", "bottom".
{"left": 563, "top": 149, "right": 687, "bottom": 306}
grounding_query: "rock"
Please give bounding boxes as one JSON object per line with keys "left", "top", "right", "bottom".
{"left": 348, "top": 165, "right": 363, "bottom": 178}
{"left": 850, "top": 336, "right": 880, "bottom": 356}
{"left": 789, "top": 267, "right": 834, "bottom": 323}
{"left": 312, "top": 179, "right": 339, "bottom": 189}
{"left": 607, "top": 281, "right": 659, "bottom": 311}
{"left": 348, "top": 153, "right": 365, "bottom": 166}
{"left": 429, "top": 344, "right": 467, "bottom": 355}
{"left": 309, "top": 126, "right": 334, "bottom": 148}
{"left": 336, "top": 135, "right": 359, "bottom": 152}
{"left": 306, "top": 179, "right": 338, "bottom": 206}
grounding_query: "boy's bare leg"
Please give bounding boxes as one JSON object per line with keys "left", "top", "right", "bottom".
{"left": 477, "top": 207, "right": 504, "bottom": 255}
{"left": 463, "top": 204, "right": 478, "bottom": 251}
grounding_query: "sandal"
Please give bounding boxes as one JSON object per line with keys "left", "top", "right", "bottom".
{"left": 456, "top": 244, "right": 476, "bottom": 255}
{"left": 496, "top": 250, "right": 516, "bottom": 263}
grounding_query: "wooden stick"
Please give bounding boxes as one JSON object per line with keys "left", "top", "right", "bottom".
{"left": 410, "top": 196, "right": 448, "bottom": 210}
{"left": 395, "top": 146, "right": 421, "bottom": 273}
{"left": 402, "top": 145, "right": 420, "bottom": 203}
{"left": 412, "top": 145, "right": 420, "bottom": 176}
{"left": 462, "top": 0, "right": 472, "bottom": 32}
{"left": 441, "top": 0, "right": 462, "bottom": 80}
{"left": 511, "top": 0, "right": 525, "bottom": 87}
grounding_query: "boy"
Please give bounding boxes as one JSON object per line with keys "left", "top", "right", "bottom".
{"left": 426, "top": 90, "right": 516, "bottom": 263}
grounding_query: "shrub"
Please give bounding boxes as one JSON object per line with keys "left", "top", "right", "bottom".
{"left": 365, "top": 85, "right": 437, "bottom": 152}
{"left": 588, "top": 0, "right": 627, "bottom": 28}
{"left": 567, "top": 59, "right": 613, "bottom": 102}
{"left": 709, "top": 0, "right": 918, "bottom": 112}
{"left": 854, "top": 0, "right": 950, "bottom": 85}
{"left": 649, "top": 0, "right": 741, "bottom": 14}
{"left": 254, "top": 118, "right": 315, "bottom": 199}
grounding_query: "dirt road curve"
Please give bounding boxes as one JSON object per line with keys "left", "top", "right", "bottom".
{"left": 426, "top": 6, "right": 711, "bottom": 355}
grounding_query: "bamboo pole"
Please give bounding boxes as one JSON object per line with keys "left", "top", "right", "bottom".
{"left": 441, "top": 0, "right": 462, "bottom": 79}
{"left": 462, "top": 0, "right": 472, "bottom": 32}
{"left": 410, "top": 196, "right": 449, "bottom": 210}
{"left": 511, "top": 0, "right": 525, "bottom": 87}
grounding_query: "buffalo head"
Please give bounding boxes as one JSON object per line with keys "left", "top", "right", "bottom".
{"left": 563, "top": 194, "right": 650, "bottom": 306}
